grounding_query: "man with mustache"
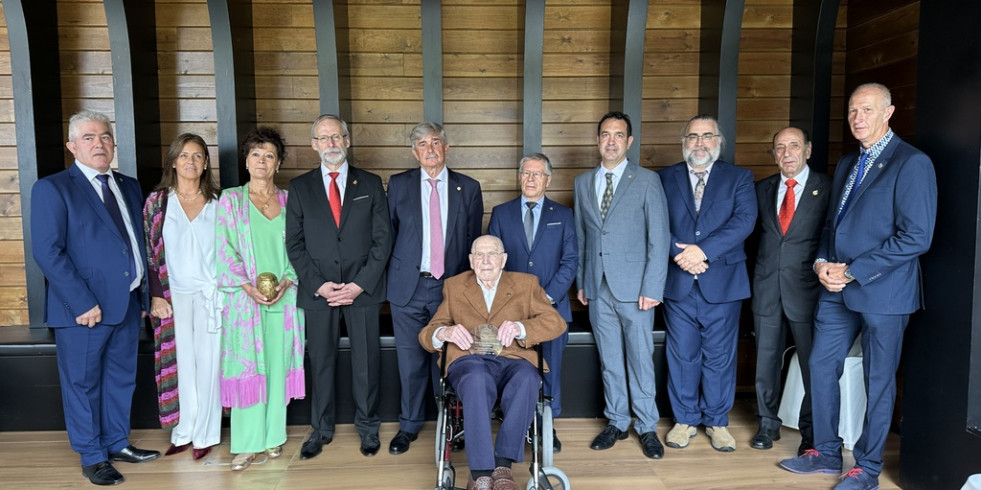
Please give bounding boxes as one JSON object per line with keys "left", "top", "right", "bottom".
{"left": 573, "top": 111, "right": 670, "bottom": 459}
{"left": 286, "top": 114, "right": 392, "bottom": 459}
{"left": 658, "top": 115, "right": 757, "bottom": 453}
{"left": 386, "top": 122, "right": 483, "bottom": 455}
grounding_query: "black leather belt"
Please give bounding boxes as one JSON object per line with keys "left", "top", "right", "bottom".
{"left": 420, "top": 271, "right": 434, "bottom": 278}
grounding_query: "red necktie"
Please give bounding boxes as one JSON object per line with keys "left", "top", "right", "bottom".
{"left": 778, "top": 178, "right": 797, "bottom": 235}
{"left": 328, "top": 171, "right": 341, "bottom": 227}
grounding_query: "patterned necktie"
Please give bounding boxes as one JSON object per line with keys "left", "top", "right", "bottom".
{"left": 600, "top": 172, "right": 614, "bottom": 220}
{"left": 427, "top": 178, "right": 444, "bottom": 279}
{"left": 693, "top": 170, "right": 707, "bottom": 213}
{"left": 96, "top": 174, "right": 136, "bottom": 280}
{"left": 837, "top": 152, "right": 869, "bottom": 224}
{"left": 778, "top": 178, "right": 797, "bottom": 235}
{"left": 524, "top": 201, "right": 537, "bottom": 248}
{"left": 328, "top": 171, "right": 341, "bottom": 227}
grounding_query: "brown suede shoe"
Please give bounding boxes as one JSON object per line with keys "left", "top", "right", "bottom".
{"left": 466, "top": 475, "right": 493, "bottom": 490}
{"left": 491, "top": 467, "right": 519, "bottom": 490}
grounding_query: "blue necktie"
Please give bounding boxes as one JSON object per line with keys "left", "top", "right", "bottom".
{"left": 97, "top": 174, "right": 137, "bottom": 280}
{"left": 837, "top": 152, "right": 869, "bottom": 224}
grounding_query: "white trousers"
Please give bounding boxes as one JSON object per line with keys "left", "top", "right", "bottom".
{"left": 170, "top": 290, "right": 222, "bottom": 448}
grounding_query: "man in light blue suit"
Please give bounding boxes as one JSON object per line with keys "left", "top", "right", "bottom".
{"left": 658, "top": 115, "right": 757, "bottom": 453}
{"left": 488, "top": 152, "right": 578, "bottom": 452}
{"left": 779, "top": 84, "right": 936, "bottom": 490}
{"left": 31, "top": 111, "right": 159, "bottom": 486}
{"left": 574, "top": 111, "right": 670, "bottom": 459}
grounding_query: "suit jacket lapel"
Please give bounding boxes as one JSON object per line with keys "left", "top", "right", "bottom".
{"left": 760, "top": 177, "right": 780, "bottom": 234}
{"left": 405, "top": 168, "right": 423, "bottom": 244}
{"left": 507, "top": 199, "right": 531, "bottom": 253}
{"left": 70, "top": 165, "right": 124, "bottom": 242}
{"left": 848, "top": 138, "right": 897, "bottom": 210}
{"left": 445, "top": 169, "right": 462, "bottom": 252}
{"left": 787, "top": 174, "right": 823, "bottom": 235}
{"left": 338, "top": 167, "right": 359, "bottom": 230}
{"left": 673, "top": 165, "right": 698, "bottom": 220}
{"left": 533, "top": 198, "right": 557, "bottom": 251}
{"left": 463, "top": 278, "right": 488, "bottom": 319}
{"left": 605, "top": 162, "right": 637, "bottom": 217}
{"left": 488, "top": 273, "right": 515, "bottom": 319}
{"left": 698, "top": 163, "right": 726, "bottom": 215}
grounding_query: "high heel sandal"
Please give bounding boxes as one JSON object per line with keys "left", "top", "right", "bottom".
{"left": 231, "top": 452, "right": 255, "bottom": 471}
{"left": 266, "top": 446, "right": 282, "bottom": 459}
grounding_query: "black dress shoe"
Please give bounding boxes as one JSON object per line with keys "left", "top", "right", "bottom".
{"left": 300, "top": 433, "right": 332, "bottom": 460}
{"left": 797, "top": 437, "right": 814, "bottom": 456}
{"left": 590, "top": 425, "right": 627, "bottom": 450}
{"left": 750, "top": 427, "right": 781, "bottom": 450}
{"left": 639, "top": 431, "right": 664, "bottom": 459}
{"left": 360, "top": 433, "right": 380, "bottom": 457}
{"left": 552, "top": 429, "right": 562, "bottom": 453}
{"left": 389, "top": 430, "right": 418, "bottom": 455}
{"left": 109, "top": 445, "right": 160, "bottom": 464}
{"left": 82, "top": 461, "right": 125, "bottom": 486}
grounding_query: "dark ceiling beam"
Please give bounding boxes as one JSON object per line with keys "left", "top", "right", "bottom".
{"left": 5, "top": 0, "right": 65, "bottom": 326}
{"left": 609, "top": 0, "right": 649, "bottom": 165}
{"left": 103, "top": 0, "right": 162, "bottom": 195}
{"left": 421, "top": 0, "right": 443, "bottom": 124}
{"left": 789, "top": 0, "right": 841, "bottom": 173}
{"left": 522, "top": 0, "right": 544, "bottom": 155}
{"left": 207, "top": 0, "right": 256, "bottom": 188}
{"left": 698, "top": 0, "right": 744, "bottom": 164}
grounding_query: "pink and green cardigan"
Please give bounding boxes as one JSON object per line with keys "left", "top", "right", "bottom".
{"left": 144, "top": 189, "right": 180, "bottom": 428}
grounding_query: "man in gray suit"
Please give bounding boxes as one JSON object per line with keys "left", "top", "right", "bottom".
{"left": 574, "top": 111, "right": 670, "bottom": 459}
{"left": 750, "top": 127, "right": 830, "bottom": 454}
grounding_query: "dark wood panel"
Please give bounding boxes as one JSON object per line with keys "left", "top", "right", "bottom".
{"left": 251, "top": 4, "right": 314, "bottom": 28}
{"left": 738, "top": 75, "right": 791, "bottom": 97}
{"left": 739, "top": 28, "right": 792, "bottom": 52}
{"left": 738, "top": 52, "right": 792, "bottom": 75}
{"left": 443, "top": 30, "right": 519, "bottom": 54}
{"left": 845, "top": 30, "right": 918, "bottom": 74}
{"left": 544, "top": 30, "right": 611, "bottom": 53}
{"left": 253, "top": 28, "right": 317, "bottom": 51}
{"left": 445, "top": 77, "right": 520, "bottom": 100}
{"left": 847, "top": 0, "right": 917, "bottom": 28}
{"left": 341, "top": 5, "right": 422, "bottom": 30}
{"left": 848, "top": 2, "right": 918, "bottom": 49}
{"left": 646, "top": 6, "right": 701, "bottom": 28}
{"left": 57, "top": 26, "right": 110, "bottom": 51}
{"left": 154, "top": 2, "right": 210, "bottom": 27}
{"left": 642, "top": 52, "right": 700, "bottom": 75}
{"left": 741, "top": 5, "right": 792, "bottom": 29}
{"left": 737, "top": 98, "right": 790, "bottom": 120}
{"left": 342, "top": 28, "right": 421, "bottom": 53}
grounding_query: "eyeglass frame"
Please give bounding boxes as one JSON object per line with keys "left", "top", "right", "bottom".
{"left": 313, "top": 134, "right": 348, "bottom": 144}
{"left": 682, "top": 133, "right": 720, "bottom": 143}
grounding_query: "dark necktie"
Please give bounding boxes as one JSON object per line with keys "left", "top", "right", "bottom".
{"left": 96, "top": 174, "right": 136, "bottom": 280}
{"left": 693, "top": 171, "right": 707, "bottom": 213}
{"left": 328, "top": 171, "right": 341, "bottom": 226}
{"left": 837, "top": 152, "right": 869, "bottom": 224}
{"left": 778, "top": 178, "right": 797, "bottom": 235}
{"left": 524, "top": 201, "right": 538, "bottom": 248}
{"left": 600, "top": 172, "right": 614, "bottom": 220}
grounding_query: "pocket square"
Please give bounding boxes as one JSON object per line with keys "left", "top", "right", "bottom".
{"left": 352, "top": 195, "right": 369, "bottom": 201}
{"left": 546, "top": 221, "right": 561, "bottom": 226}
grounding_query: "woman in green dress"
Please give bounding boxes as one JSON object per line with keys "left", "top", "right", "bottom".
{"left": 215, "top": 127, "right": 305, "bottom": 471}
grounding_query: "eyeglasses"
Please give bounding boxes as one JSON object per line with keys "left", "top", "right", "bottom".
{"left": 684, "top": 133, "right": 719, "bottom": 143}
{"left": 471, "top": 251, "right": 504, "bottom": 260}
{"left": 314, "top": 134, "right": 347, "bottom": 144}
{"left": 519, "top": 170, "right": 548, "bottom": 180}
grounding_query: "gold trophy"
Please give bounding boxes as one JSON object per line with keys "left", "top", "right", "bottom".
{"left": 469, "top": 323, "right": 504, "bottom": 356}
{"left": 256, "top": 272, "right": 279, "bottom": 301}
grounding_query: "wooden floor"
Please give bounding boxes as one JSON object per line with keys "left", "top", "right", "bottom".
{"left": 0, "top": 398, "right": 900, "bottom": 489}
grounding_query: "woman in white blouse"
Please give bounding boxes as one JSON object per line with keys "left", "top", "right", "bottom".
{"left": 143, "top": 133, "right": 223, "bottom": 460}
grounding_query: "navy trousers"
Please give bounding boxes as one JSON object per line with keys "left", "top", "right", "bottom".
{"left": 54, "top": 290, "right": 141, "bottom": 466}
{"left": 541, "top": 325, "right": 568, "bottom": 417}
{"left": 391, "top": 275, "right": 443, "bottom": 433}
{"left": 663, "top": 282, "right": 741, "bottom": 427}
{"left": 447, "top": 355, "right": 539, "bottom": 471}
{"left": 810, "top": 294, "right": 908, "bottom": 476}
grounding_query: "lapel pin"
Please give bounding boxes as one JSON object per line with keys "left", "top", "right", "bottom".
{"left": 352, "top": 179, "right": 358, "bottom": 185}
{"left": 457, "top": 186, "right": 462, "bottom": 191}
{"left": 812, "top": 190, "right": 819, "bottom": 196}
{"left": 878, "top": 163, "right": 884, "bottom": 168}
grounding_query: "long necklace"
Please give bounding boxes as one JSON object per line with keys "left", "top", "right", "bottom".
{"left": 250, "top": 187, "right": 277, "bottom": 211}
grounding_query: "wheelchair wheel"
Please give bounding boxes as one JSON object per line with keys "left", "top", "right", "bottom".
{"left": 540, "top": 405, "right": 554, "bottom": 468}
{"left": 438, "top": 461, "right": 456, "bottom": 490}
{"left": 526, "top": 467, "right": 571, "bottom": 490}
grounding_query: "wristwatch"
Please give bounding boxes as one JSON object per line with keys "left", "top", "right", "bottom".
{"left": 844, "top": 267, "right": 854, "bottom": 281}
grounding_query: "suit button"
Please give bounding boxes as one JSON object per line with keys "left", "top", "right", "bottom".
{"left": 528, "top": 261, "right": 534, "bottom": 267}
{"left": 337, "top": 237, "right": 342, "bottom": 241}
{"left": 598, "top": 252, "right": 602, "bottom": 256}
{"left": 695, "top": 231, "right": 701, "bottom": 236}
{"left": 124, "top": 271, "right": 130, "bottom": 277}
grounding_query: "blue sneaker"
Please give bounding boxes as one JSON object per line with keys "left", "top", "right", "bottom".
{"left": 779, "top": 449, "right": 842, "bottom": 474}
{"left": 834, "top": 467, "right": 879, "bottom": 490}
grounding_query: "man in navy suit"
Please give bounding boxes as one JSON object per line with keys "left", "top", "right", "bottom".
{"left": 488, "top": 152, "right": 578, "bottom": 452}
{"left": 31, "top": 111, "right": 160, "bottom": 486}
{"left": 386, "top": 122, "right": 483, "bottom": 455}
{"left": 751, "top": 127, "right": 831, "bottom": 454}
{"left": 574, "top": 112, "right": 670, "bottom": 459}
{"left": 658, "top": 115, "right": 757, "bottom": 453}
{"left": 779, "top": 84, "right": 936, "bottom": 490}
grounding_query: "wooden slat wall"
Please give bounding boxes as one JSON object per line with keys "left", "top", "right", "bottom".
{"left": 844, "top": 0, "right": 918, "bottom": 143}
{"left": 0, "top": 0, "right": 908, "bottom": 327}
{"left": 0, "top": 4, "right": 26, "bottom": 325}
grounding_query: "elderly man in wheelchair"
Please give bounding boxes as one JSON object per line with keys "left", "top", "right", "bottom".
{"left": 420, "top": 235, "right": 566, "bottom": 490}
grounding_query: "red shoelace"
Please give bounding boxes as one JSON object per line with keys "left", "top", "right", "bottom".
{"left": 841, "top": 468, "right": 865, "bottom": 479}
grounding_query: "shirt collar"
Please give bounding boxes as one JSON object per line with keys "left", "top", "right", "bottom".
{"left": 75, "top": 160, "right": 110, "bottom": 181}
{"left": 476, "top": 271, "right": 503, "bottom": 292}
{"left": 520, "top": 195, "right": 544, "bottom": 208}
{"left": 687, "top": 160, "right": 716, "bottom": 176}
{"left": 780, "top": 165, "right": 810, "bottom": 186}
{"left": 321, "top": 160, "right": 349, "bottom": 180}
{"left": 420, "top": 166, "right": 449, "bottom": 184}
{"left": 861, "top": 129, "right": 894, "bottom": 158}
{"left": 600, "top": 158, "right": 629, "bottom": 180}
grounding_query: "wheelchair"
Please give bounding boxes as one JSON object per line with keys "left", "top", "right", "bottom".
{"left": 434, "top": 344, "right": 571, "bottom": 490}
